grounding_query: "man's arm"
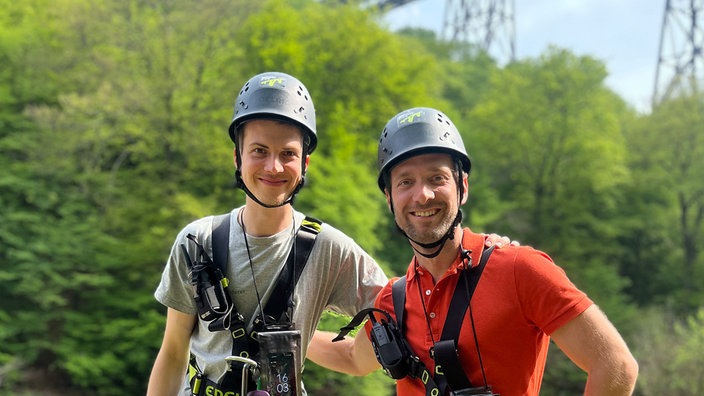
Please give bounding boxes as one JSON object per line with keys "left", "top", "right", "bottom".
{"left": 307, "top": 328, "right": 380, "bottom": 376}
{"left": 551, "top": 304, "right": 638, "bottom": 395}
{"left": 147, "top": 308, "right": 197, "bottom": 395}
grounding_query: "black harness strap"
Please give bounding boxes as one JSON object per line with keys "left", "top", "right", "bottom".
{"left": 392, "top": 245, "right": 495, "bottom": 395}
{"left": 391, "top": 278, "right": 446, "bottom": 396}
{"left": 260, "top": 217, "right": 321, "bottom": 325}
{"left": 434, "top": 245, "right": 495, "bottom": 393}
{"left": 392, "top": 277, "right": 406, "bottom": 328}
{"left": 211, "top": 213, "right": 322, "bottom": 342}
{"left": 211, "top": 213, "right": 231, "bottom": 276}
{"left": 210, "top": 213, "right": 251, "bottom": 352}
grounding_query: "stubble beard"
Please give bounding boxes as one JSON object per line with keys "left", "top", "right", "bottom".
{"left": 400, "top": 209, "right": 456, "bottom": 244}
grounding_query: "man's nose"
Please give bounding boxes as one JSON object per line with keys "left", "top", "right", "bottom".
{"left": 264, "top": 155, "right": 284, "bottom": 173}
{"left": 413, "top": 182, "right": 434, "bottom": 203}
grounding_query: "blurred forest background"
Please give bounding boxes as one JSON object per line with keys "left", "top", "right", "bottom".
{"left": 1, "top": 0, "right": 703, "bottom": 394}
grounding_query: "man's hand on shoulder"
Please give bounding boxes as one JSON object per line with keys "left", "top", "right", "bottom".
{"left": 484, "top": 233, "right": 520, "bottom": 248}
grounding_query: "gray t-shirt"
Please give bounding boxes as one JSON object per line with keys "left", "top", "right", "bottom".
{"left": 155, "top": 206, "right": 388, "bottom": 394}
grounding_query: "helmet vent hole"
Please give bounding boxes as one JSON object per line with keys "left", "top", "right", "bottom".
{"left": 381, "top": 129, "right": 388, "bottom": 142}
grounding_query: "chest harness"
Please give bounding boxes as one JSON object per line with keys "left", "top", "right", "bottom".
{"left": 181, "top": 213, "right": 322, "bottom": 396}
{"left": 336, "top": 245, "right": 497, "bottom": 396}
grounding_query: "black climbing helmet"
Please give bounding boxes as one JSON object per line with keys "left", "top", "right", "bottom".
{"left": 228, "top": 71, "right": 317, "bottom": 153}
{"left": 377, "top": 107, "right": 471, "bottom": 191}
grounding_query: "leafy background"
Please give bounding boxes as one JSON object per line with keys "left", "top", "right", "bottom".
{"left": 1, "top": 0, "right": 702, "bottom": 394}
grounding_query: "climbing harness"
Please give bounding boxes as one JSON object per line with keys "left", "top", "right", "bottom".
{"left": 182, "top": 213, "right": 322, "bottom": 396}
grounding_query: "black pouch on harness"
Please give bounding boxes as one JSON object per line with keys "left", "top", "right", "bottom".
{"left": 333, "top": 307, "right": 411, "bottom": 379}
{"left": 181, "top": 233, "right": 235, "bottom": 329}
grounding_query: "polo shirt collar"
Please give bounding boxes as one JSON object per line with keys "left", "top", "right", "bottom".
{"left": 406, "top": 228, "right": 486, "bottom": 281}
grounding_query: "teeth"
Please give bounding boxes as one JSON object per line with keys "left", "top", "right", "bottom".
{"left": 415, "top": 210, "right": 435, "bottom": 217}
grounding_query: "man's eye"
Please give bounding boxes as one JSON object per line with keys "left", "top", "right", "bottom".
{"left": 432, "top": 175, "right": 448, "bottom": 184}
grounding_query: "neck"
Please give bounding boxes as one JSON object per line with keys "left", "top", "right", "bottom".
{"left": 240, "top": 199, "right": 294, "bottom": 237}
{"left": 413, "top": 226, "right": 464, "bottom": 282}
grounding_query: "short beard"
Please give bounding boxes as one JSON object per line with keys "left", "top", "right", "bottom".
{"left": 400, "top": 210, "right": 456, "bottom": 245}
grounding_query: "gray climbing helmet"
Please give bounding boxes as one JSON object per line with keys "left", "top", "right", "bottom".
{"left": 228, "top": 72, "right": 317, "bottom": 153}
{"left": 377, "top": 107, "right": 471, "bottom": 191}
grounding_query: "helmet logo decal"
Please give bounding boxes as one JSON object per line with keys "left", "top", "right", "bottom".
{"left": 260, "top": 76, "right": 286, "bottom": 87}
{"left": 398, "top": 111, "right": 425, "bottom": 126}
{"left": 397, "top": 110, "right": 424, "bottom": 126}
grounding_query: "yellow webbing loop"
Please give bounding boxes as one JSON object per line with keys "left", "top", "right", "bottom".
{"left": 302, "top": 217, "right": 322, "bottom": 233}
{"left": 188, "top": 361, "right": 202, "bottom": 395}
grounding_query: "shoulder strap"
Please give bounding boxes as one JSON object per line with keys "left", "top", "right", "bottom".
{"left": 210, "top": 213, "right": 322, "bottom": 387}
{"left": 262, "top": 216, "right": 322, "bottom": 323}
{"left": 435, "top": 245, "right": 495, "bottom": 392}
{"left": 440, "top": 245, "right": 494, "bottom": 339}
{"left": 392, "top": 277, "right": 407, "bottom": 328}
{"left": 389, "top": 276, "right": 454, "bottom": 396}
{"left": 211, "top": 213, "right": 231, "bottom": 272}
{"left": 210, "top": 212, "right": 252, "bottom": 345}
{"left": 211, "top": 213, "right": 322, "bottom": 327}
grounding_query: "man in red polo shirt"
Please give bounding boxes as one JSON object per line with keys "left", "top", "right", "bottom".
{"left": 308, "top": 107, "right": 638, "bottom": 395}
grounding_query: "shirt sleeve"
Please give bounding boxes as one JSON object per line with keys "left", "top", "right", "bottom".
{"left": 512, "top": 247, "right": 593, "bottom": 335}
{"left": 312, "top": 224, "right": 389, "bottom": 317}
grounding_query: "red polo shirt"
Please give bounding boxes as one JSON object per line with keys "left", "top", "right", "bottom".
{"left": 372, "top": 229, "right": 593, "bottom": 395}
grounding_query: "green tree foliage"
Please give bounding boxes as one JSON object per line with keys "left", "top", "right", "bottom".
{"left": 633, "top": 307, "right": 704, "bottom": 395}
{"left": 468, "top": 47, "right": 633, "bottom": 301}
{"left": 0, "top": 0, "right": 100, "bottom": 389}
{"left": 467, "top": 47, "right": 639, "bottom": 394}
{"left": 1, "top": 0, "right": 258, "bottom": 393}
{"left": 624, "top": 93, "right": 704, "bottom": 313}
{"left": 0, "top": 0, "right": 701, "bottom": 394}
{"left": 0, "top": 0, "right": 440, "bottom": 393}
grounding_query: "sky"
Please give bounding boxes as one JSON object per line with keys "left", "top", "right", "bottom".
{"left": 384, "top": 0, "right": 666, "bottom": 113}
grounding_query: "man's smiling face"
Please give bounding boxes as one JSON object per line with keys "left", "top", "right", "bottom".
{"left": 386, "top": 152, "right": 462, "bottom": 244}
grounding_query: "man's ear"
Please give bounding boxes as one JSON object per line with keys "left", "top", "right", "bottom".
{"left": 304, "top": 155, "right": 310, "bottom": 174}
{"left": 461, "top": 173, "right": 469, "bottom": 205}
{"left": 233, "top": 147, "right": 238, "bottom": 168}
{"left": 385, "top": 189, "right": 392, "bottom": 211}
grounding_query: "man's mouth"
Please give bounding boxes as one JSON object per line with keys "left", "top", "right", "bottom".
{"left": 259, "top": 177, "right": 287, "bottom": 186}
{"left": 412, "top": 209, "right": 439, "bottom": 218}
